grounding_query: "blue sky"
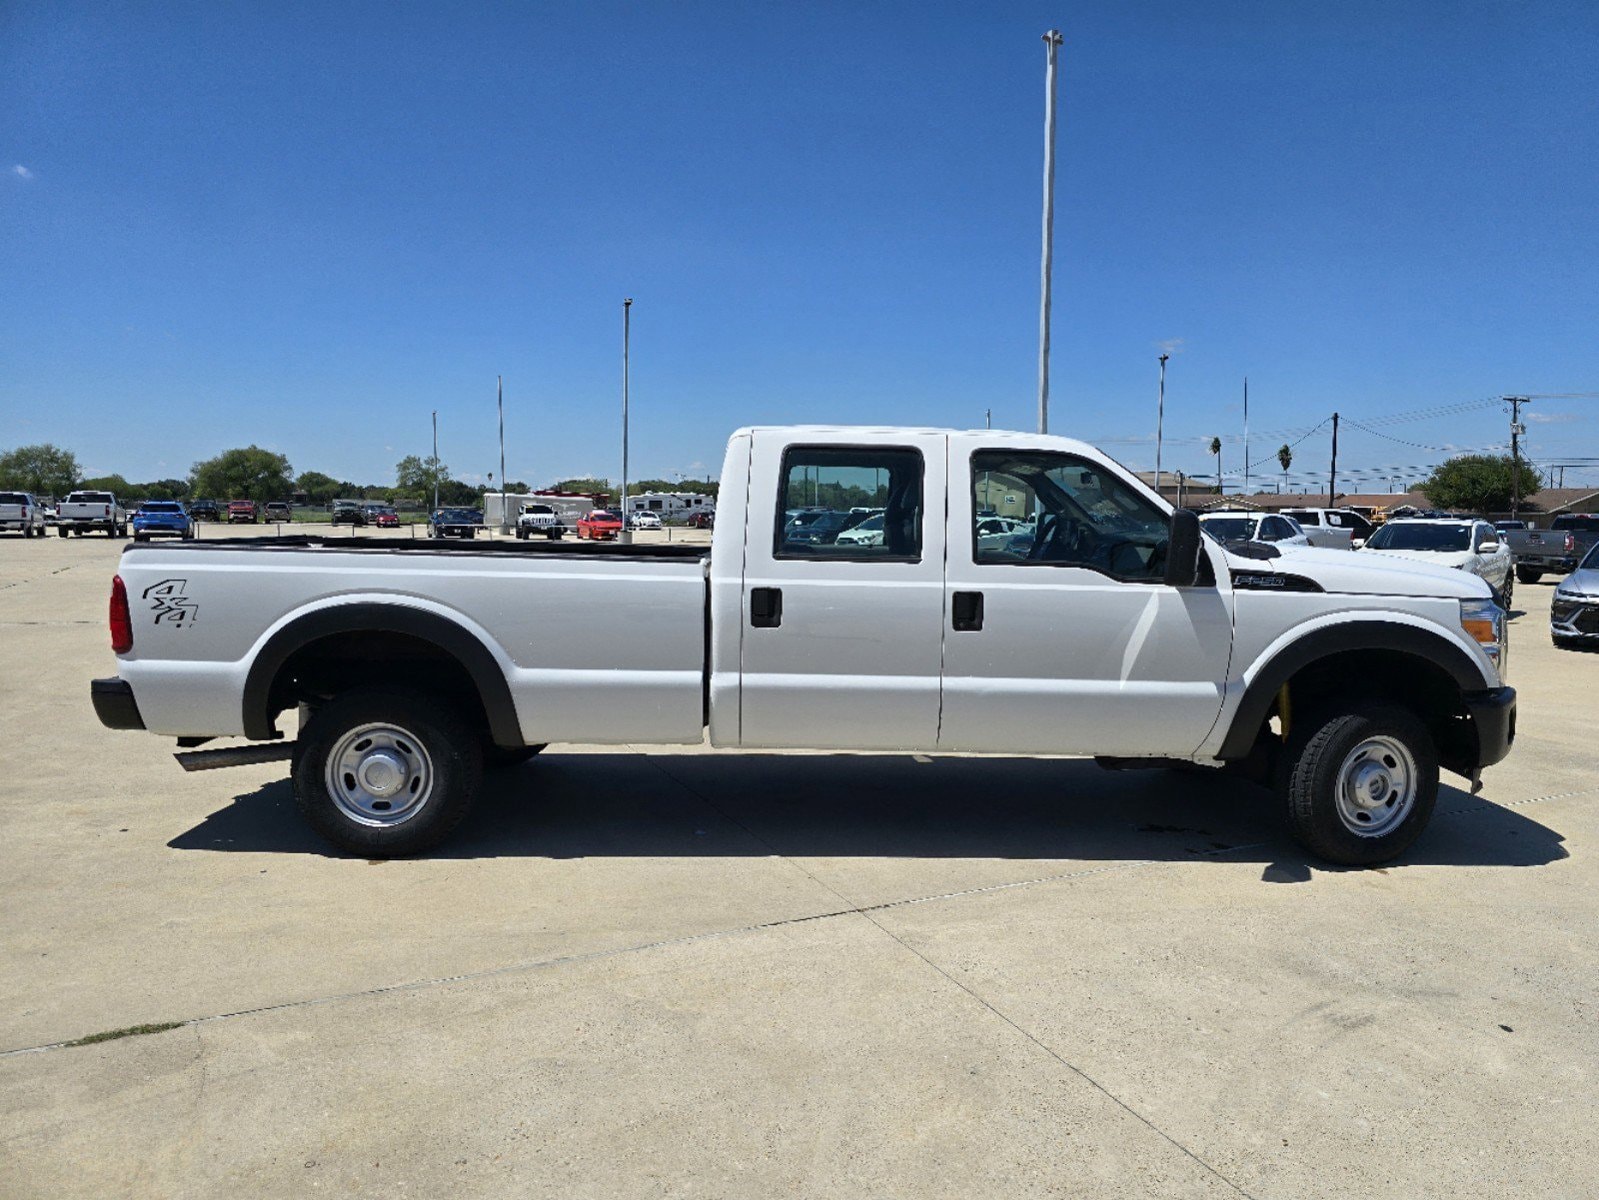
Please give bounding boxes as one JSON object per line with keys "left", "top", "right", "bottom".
{"left": 4, "top": 1, "right": 1597, "bottom": 493}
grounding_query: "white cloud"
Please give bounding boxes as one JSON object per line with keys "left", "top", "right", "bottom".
{"left": 1526, "top": 411, "right": 1577, "bottom": 425}
{"left": 1156, "top": 337, "right": 1185, "bottom": 356}
{"left": 13, "top": 164, "right": 34, "bottom": 180}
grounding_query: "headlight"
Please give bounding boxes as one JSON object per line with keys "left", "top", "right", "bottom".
{"left": 1460, "top": 598, "right": 1506, "bottom": 671}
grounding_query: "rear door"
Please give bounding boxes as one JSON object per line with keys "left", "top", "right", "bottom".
{"left": 736, "top": 431, "right": 948, "bottom": 750}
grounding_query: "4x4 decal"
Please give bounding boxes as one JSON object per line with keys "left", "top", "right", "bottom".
{"left": 142, "top": 579, "right": 199, "bottom": 627}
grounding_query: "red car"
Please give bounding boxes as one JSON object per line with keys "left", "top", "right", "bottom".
{"left": 227, "top": 500, "right": 258, "bottom": 524}
{"left": 366, "top": 505, "right": 400, "bottom": 529}
{"left": 576, "top": 509, "right": 623, "bottom": 540}
{"left": 687, "top": 510, "right": 715, "bottom": 529}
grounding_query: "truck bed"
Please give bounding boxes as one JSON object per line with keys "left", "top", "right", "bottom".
{"left": 115, "top": 536, "right": 711, "bottom": 745}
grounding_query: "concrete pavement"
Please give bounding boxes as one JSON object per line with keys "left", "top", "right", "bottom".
{"left": 2, "top": 527, "right": 1595, "bottom": 1197}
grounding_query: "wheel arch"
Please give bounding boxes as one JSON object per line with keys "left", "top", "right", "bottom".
{"left": 1216, "top": 620, "right": 1492, "bottom": 772}
{"left": 242, "top": 602, "right": 521, "bottom": 746}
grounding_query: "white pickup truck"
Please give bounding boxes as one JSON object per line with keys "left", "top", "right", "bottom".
{"left": 91, "top": 427, "right": 1516, "bottom": 866}
{"left": 58, "top": 490, "right": 128, "bottom": 538}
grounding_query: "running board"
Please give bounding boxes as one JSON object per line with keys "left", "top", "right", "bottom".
{"left": 175, "top": 743, "right": 296, "bottom": 772}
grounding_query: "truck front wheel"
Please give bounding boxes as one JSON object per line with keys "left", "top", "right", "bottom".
{"left": 293, "top": 687, "right": 483, "bottom": 857}
{"left": 1280, "top": 703, "right": 1438, "bottom": 866}
{"left": 1516, "top": 565, "right": 1543, "bottom": 585}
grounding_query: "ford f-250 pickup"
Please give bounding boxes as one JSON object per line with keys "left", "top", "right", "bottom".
{"left": 90, "top": 427, "right": 1516, "bottom": 866}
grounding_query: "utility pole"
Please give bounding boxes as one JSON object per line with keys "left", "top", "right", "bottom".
{"left": 985, "top": 407, "right": 992, "bottom": 430}
{"left": 1327, "top": 412, "right": 1340, "bottom": 507}
{"left": 620, "top": 298, "right": 632, "bottom": 545}
{"left": 1242, "top": 376, "right": 1250, "bottom": 495}
{"left": 431, "top": 410, "right": 439, "bottom": 515}
{"left": 1036, "top": 28, "right": 1064, "bottom": 435}
{"left": 1155, "top": 353, "right": 1168, "bottom": 491}
{"left": 1507, "top": 395, "right": 1529, "bottom": 521}
{"left": 497, "top": 375, "right": 508, "bottom": 535}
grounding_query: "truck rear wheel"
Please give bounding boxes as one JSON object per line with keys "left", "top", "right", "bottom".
{"left": 1516, "top": 565, "right": 1543, "bottom": 585}
{"left": 1280, "top": 703, "right": 1438, "bottom": 866}
{"left": 293, "top": 687, "right": 483, "bottom": 857}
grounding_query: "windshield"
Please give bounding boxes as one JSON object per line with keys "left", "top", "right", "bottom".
{"left": 142, "top": 502, "right": 182, "bottom": 513}
{"left": 0, "top": 493, "right": 28, "bottom": 505}
{"left": 69, "top": 492, "right": 114, "bottom": 503}
{"left": 1367, "top": 523, "right": 1471, "bottom": 551}
{"left": 1200, "top": 517, "right": 1257, "bottom": 542}
{"left": 587, "top": 510, "right": 618, "bottom": 521}
{"left": 1553, "top": 516, "right": 1599, "bottom": 533}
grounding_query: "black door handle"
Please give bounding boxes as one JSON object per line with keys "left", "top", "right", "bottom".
{"left": 952, "top": 591, "right": 984, "bottom": 631}
{"left": 750, "top": 587, "right": 783, "bottom": 628}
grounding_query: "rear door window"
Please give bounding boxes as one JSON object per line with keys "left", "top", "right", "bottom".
{"left": 774, "top": 447, "right": 923, "bottom": 561}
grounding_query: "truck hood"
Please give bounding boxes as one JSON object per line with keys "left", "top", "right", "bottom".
{"left": 1555, "top": 567, "right": 1599, "bottom": 599}
{"left": 1223, "top": 544, "right": 1489, "bottom": 599}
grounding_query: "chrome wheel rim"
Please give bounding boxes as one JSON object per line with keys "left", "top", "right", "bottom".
{"left": 325, "top": 723, "right": 435, "bottom": 827}
{"left": 1334, "top": 735, "right": 1416, "bottom": 837}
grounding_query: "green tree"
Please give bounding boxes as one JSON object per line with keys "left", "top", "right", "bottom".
{"left": 395, "top": 454, "right": 450, "bottom": 502}
{"left": 79, "top": 474, "right": 133, "bottom": 495}
{"left": 190, "top": 446, "right": 294, "bottom": 503}
{"left": 294, "top": 471, "right": 342, "bottom": 505}
{"left": 550, "top": 477, "right": 613, "bottom": 496}
{"left": 1418, "top": 454, "right": 1541, "bottom": 514}
{"left": 134, "top": 478, "right": 191, "bottom": 500}
{"left": 1276, "top": 443, "right": 1293, "bottom": 489}
{"left": 0, "top": 443, "right": 81, "bottom": 497}
{"left": 1209, "top": 436, "right": 1223, "bottom": 492}
{"left": 437, "top": 478, "right": 478, "bottom": 507}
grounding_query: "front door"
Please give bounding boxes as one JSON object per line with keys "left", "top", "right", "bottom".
{"left": 938, "top": 436, "right": 1234, "bottom": 758}
{"left": 737, "top": 432, "right": 948, "bottom": 750}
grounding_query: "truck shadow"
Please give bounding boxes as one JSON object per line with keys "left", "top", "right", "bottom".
{"left": 168, "top": 752, "right": 1567, "bottom": 872}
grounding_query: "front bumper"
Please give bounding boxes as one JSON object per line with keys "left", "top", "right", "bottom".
{"left": 1552, "top": 596, "right": 1599, "bottom": 640}
{"left": 1463, "top": 687, "right": 1516, "bottom": 768}
{"left": 91, "top": 677, "right": 146, "bottom": 731}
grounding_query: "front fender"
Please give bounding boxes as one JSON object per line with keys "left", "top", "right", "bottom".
{"left": 1207, "top": 613, "right": 1496, "bottom": 760}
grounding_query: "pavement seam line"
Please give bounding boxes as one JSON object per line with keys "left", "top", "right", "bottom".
{"left": 642, "top": 755, "right": 1262, "bottom": 1200}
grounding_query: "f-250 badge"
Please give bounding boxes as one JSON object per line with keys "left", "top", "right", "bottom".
{"left": 143, "top": 579, "right": 199, "bottom": 628}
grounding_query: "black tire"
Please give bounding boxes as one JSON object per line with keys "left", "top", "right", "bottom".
{"left": 1279, "top": 703, "right": 1439, "bottom": 866}
{"left": 58, "top": 526, "right": 68, "bottom": 537}
{"left": 1516, "top": 565, "right": 1543, "bottom": 585}
{"left": 484, "top": 743, "right": 547, "bottom": 769}
{"left": 547, "top": 528, "right": 563, "bottom": 540}
{"left": 1496, "top": 573, "right": 1513, "bottom": 609}
{"left": 292, "top": 687, "right": 484, "bottom": 857}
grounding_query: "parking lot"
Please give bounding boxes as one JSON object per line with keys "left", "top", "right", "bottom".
{"left": 2, "top": 528, "right": 1595, "bottom": 1198}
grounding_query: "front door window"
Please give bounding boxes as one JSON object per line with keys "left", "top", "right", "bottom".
{"left": 971, "top": 450, "right": 1168, "bottom": 581}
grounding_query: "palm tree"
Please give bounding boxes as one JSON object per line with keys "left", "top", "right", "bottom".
{"left": 1277, "top": 443, "right": 1293, "bottom": 493}
{"left": 1209, "top": 436, "right": 1223, "bottom": 495}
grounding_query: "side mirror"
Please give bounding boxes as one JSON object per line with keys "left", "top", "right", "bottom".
{"left": 1479, "top": 540, "right": 1500, "bottom": 554}
{"left": 1164, "top": 508, "right": 1204, "bottom": 588}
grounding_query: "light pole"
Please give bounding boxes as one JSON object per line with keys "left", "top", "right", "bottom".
{"left": 497, "top": 375, "right": 508, "bottom": 535}
{"left": 431, "top": 410, "right": 439, "bottom": 515}
{"left": 1155, "top": 353, "right": 1168, "bottom": 491}
{"left": 1037, "top": 28, "right": 1064, "bottom": 435}
{"left": 620, "top": 298, "right": 632, "bottom": 545}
